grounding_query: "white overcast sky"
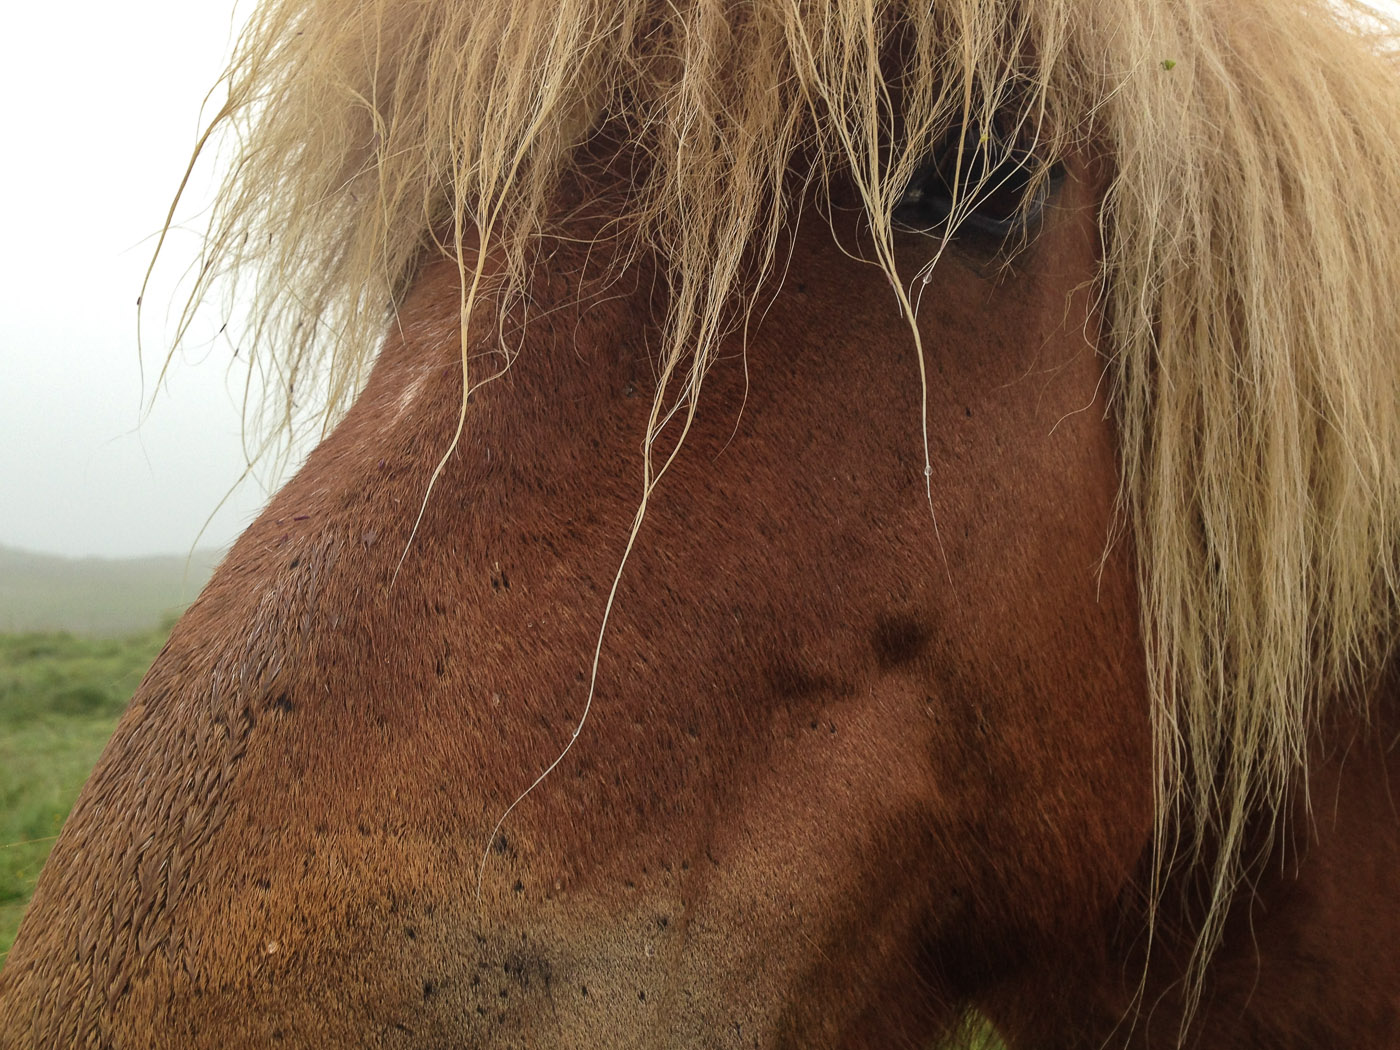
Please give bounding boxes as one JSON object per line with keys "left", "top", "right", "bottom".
{"left": 3, "top": 1, "right": 1398, "bottom": 559}
{"left": 2, "top": 0, "right": 258, "bottom": 558}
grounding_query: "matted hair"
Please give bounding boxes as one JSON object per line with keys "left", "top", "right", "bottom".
{"left": 169, "top": 0, "right": 1400, "bottom": 1019}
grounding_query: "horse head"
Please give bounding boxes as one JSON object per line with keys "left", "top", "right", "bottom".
{"left": 4, "top": 1, "right": 1399, "bottom": 1047}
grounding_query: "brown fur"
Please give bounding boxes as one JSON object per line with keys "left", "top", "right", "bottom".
{"left": 6, "top": 139, "right": 1398, "bottom": 1046}
{"left": 987, "top": 686, "right": 1400, "bottom": 1049}
{"left": 144, "top": 0, "right": 1400, "bottom": 993}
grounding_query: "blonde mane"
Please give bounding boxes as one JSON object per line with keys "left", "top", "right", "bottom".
{"left": 173, "top": 0, "right": 1400, "bottom": 1015}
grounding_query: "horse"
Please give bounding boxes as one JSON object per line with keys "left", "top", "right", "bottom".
{"left": 4, "top": 0, "right": 1400, "bottom": 1046}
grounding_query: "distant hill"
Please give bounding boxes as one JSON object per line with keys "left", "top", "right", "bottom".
{"left": 0, "top": 545, "right": 223, "bottom": 637}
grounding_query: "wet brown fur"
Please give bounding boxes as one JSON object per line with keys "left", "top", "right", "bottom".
{"left": 116, "top": 0, "right": 1400, "bottom": 1012}
{"left": 5, "top": 142, "right": 1399, "bottom": 1046}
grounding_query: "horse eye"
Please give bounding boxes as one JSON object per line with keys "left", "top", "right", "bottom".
{"left": 893, "top": 125, "right": 1062, "bottom": 242}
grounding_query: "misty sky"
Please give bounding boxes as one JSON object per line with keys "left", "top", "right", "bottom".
{"left": 4, "top": 1, "right": 1398, "bottom": 559}
{"left": 2, "top": 0, "right": 261, "bottom": 558}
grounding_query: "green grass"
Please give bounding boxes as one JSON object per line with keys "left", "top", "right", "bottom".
{"left": 0, "top": 626, "right": 168, "bottom": 959}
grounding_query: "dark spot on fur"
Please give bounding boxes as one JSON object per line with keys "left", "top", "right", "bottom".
{"left": 872, "top": 615, "right": 931, "bottom": 669}
{"left": 493, "top": 832, "right": 509, "bottom": 854}
{"left": 272, "top": 692, "right": 294, "bottom": 714}
{"left": 423, "top": 980, "right": 435, "bottom": 998}
{"left": 512, "top": 879, "right": 524, "bottom": 894}
{"left": 502, "top": 950, "right": 552, "bottom": 990}
{"left": 766, "top": 657, "right": 832, "bottom": 699}
{"left": 404, "top": 926, "right": 416, "bottom": 940}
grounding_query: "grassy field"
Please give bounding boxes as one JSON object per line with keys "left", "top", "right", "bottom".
{"left": 0, "top": 626, "right": 167, "bottom": 959}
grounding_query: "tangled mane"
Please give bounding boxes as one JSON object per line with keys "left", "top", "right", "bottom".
{"left": 173, "top": 0, "right": 1400, "bottom": 1018}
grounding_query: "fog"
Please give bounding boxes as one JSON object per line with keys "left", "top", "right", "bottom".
{"left": 1, "top": 0, "right": 262, "bottom": 558}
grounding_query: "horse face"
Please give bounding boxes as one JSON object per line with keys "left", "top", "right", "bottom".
{"left": 352, "top": 154, "right": 1154, "bottom": 1045}
{"left": 0, "top": 156, "right": 1152, "bottom": 1048}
